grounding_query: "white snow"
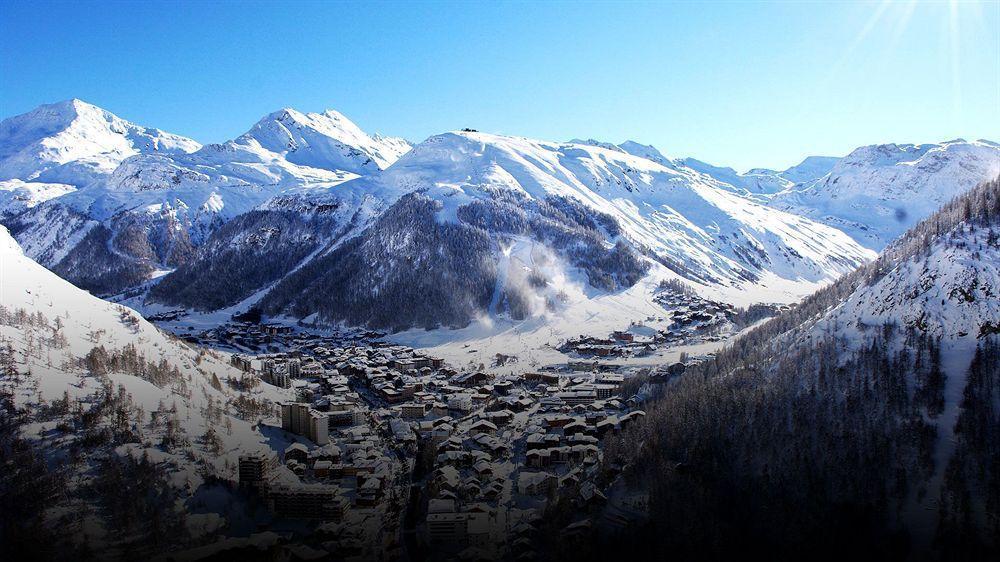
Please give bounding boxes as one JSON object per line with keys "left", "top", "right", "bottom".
{"left": 771, "top": 139, "right": 1000, "bottom": 249}
{"left": 4, "top": 101, "right": 410, "bottom": 277}
{"left": 0, "top": 178, "right": 76, "bottom": 216}
{"left": 0, "top": 224, "right": 287, "bottom": 471}
{"left": 0, "top": 99, "right": 200, "bottom": 188}
{"left": 377, "top": 130, "right": 874, "bottom": 289}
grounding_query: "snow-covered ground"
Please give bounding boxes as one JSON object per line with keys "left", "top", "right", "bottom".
{"left": 0, "top": 224, "right": 292, "bottom": 515}
{"left": 0, "top": 178, "right": 76, "bottom": 217}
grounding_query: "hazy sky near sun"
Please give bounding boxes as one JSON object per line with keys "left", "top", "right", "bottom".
{"left": 2, "top": 0, "right": 998, "bottom": 171}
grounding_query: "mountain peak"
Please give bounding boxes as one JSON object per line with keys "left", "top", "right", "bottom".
{"left": 240, "top": 106, "right": 410, "bottom": 172}
{"left": 618, "top": 140, "right": 671, "bottom": 166}
{"left": 567, "top": 138, "right": 625, "bottom": 153}
{"left": 0, "top": 99, "right": 201, "bottom": 187}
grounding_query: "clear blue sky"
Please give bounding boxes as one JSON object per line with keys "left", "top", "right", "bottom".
{"left": 1, "top": 0, "right": 998, "bottom": 171}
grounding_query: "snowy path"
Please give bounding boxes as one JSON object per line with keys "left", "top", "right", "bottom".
{"left": 903, "top": 336, "right": 977, "bottom": 554}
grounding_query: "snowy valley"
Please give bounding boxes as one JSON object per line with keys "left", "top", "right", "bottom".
{"left": 2, "top": 99, "right": 1000, "bottom": 561}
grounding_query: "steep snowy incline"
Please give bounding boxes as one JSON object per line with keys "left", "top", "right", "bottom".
{"left": 578, "top": 176, "right": 1000, "bottom": 560}
{"left": 0, "top": 223, "right": 291, "bottom": 552}
{"left": 0, "top": 99, "right": 200, "bottom": 188}
{"left": 762, "top": 175, "right": 1000, "bottom": 553}
{"left": 0, "top": 223, "right": 282, "bottom": 455}
{"left": 770, "top": 139, "right": 1000, "bottom": 250}
{"left": 378, "top": 131, "right": 873, "bottom": 289}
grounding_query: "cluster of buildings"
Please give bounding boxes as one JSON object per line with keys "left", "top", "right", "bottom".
{"left": 182, "top": 318, "right": 383, "bottom": 355}
{"left": 559, "top": 330, "right": 657, "bottom": 358}
{"left": 225, "top": 331, "right": 654, "bottom": 560}
{"left": 561, "top": 298, "right": 746, "bottom": 360}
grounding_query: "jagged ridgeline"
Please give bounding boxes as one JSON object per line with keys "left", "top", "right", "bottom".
{"left": 546, "top": 177, "right": 1000, "bottom": 561}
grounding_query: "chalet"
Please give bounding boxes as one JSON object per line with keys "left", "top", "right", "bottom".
{"left": 526, "top": 449, "right": 551, "bottom": 468}
{"left": 526, "top": 433, "right": 562, "bottom": 450}
{"left": 542, "top": 414, "right": 574, "bottom": 429}
{"left": 563, "top": 420, "right": 588, "bottom": 436}
{"left": 595, "top": 417, "right": 617, "bottom": 436}
{"left": 309, "top": 444, "right": 342, "bottom": 463}
{"left": 377, "top": 386, "right": 403, "bottom": 404}
{"left": 488, "top": 409, "right": 514, "bottom": 426}
{"left": 472, "top": 434, "right": 509, "bottom": 456}
{"left": 313, "top": 460, "right": 333, "bottom": 479}
{"left": 517, "top": 471, "right": 557, "bottom": 496}
{"left": 524, "top": 372, "right": 561, "bottom": 386}
{"left": 612, "top": 330, "right": 634, "bottom": 342}
{"left": 493, "top": 380, "right": 514, "bottom": 395}
{"left": 469, "top": 420, "right": 498, "bottom": 436}
{"left": 590, "top": 345, "right": 616, "bottom": 357}
{"left": 400, "top": 402, "right": 430, "bottom": 419}
{"left": 284, "top": 442, "right": 309, "bottom": 463}
{"left": 261, "top": 324, "right": 293, "bottom": 336}
{"left": 472, "top": 459, "right": 494, "bottom": 479}
{"left": 431, "top": 423, "right": 455, "bottom": 443}
{"left": 619, "top": 410, "right": 646, "bottom": 428}
{"left": 453, "top": 371, "right": 489, "bottom": 387}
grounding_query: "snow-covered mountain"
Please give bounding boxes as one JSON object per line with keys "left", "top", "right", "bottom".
{"left": 1, "top": 101, "right": 411, "bottom": 295}
{"left": 680, "top": 155, "right": 839, "bottom": 197}
{"left": 6, "top": 98, "right": 993, "bottom": 339}
{"left": 770, "top": 139, "right": 1000, "bottom": 250}
{"left": 771, "top": 175, "right": 1000, "bottom": 343}
{"left": 0, "top": 99, "right": 200, "bottom": 188}
{"left": 585, "top": 139, "right": 839, "bottom": 198}
{"left": 376, "top": 131, "right": 871, "bottom": 288}
{"left": 241, "top": 108, "right": 411, "bottom": 173}
{"left": 583, "top": 175, "right": 1000, "bottom": 561}
{"left": 152, "top": 130, "right": 873, "bottom": 333}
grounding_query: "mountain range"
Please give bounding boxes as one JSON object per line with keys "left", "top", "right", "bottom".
{"left": 3, "top": 99, "right": 1000, "bottom": 561}
{"left": 1, "top": 100, "right": 998, "bottom": 335}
